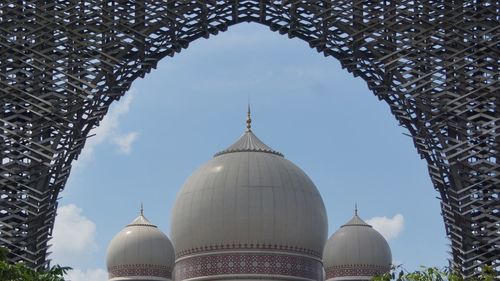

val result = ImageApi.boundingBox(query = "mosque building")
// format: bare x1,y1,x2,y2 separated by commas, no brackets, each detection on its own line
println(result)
106,109,392,281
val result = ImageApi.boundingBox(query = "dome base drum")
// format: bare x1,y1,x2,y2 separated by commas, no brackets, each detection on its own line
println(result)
174,251,323,281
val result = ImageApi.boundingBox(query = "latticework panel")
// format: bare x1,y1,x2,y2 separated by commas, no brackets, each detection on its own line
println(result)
0,1,498,277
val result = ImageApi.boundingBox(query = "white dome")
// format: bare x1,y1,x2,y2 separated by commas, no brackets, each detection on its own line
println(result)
106,211,175,281
170,127,328,281
323,212,392,281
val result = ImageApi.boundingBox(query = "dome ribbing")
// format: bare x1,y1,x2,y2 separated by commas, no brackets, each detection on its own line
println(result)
214,130,284,157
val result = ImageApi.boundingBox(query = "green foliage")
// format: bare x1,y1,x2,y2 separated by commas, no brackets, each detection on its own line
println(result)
373,265,497,281
0,248,8,262
0,247,71,281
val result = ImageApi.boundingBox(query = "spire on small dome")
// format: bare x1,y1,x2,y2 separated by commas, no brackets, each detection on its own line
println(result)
246,104,252,132
342,207,371,228
128,204,156,227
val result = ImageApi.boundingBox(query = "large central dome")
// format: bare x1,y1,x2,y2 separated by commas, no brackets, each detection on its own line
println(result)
170,111,328,281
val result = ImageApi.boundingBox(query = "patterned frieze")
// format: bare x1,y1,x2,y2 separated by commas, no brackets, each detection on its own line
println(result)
174,251,323,281
108,264,172,280
325,264,390,280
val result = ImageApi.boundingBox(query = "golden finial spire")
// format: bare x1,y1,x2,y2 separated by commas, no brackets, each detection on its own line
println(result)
355,203,358,216
246,104,252,132
140,203,144,216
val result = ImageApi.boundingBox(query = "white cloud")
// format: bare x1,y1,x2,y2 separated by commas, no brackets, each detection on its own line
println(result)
51,205,108,281
51,204,97,266
112,132,139,154
66,268,107,281
75,90,138,168
366,214,404,241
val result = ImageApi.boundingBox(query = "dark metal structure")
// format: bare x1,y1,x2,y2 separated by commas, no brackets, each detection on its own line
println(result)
0,0,498,277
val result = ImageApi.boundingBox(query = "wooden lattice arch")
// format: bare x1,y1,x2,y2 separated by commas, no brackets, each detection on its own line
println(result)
0,1,498,278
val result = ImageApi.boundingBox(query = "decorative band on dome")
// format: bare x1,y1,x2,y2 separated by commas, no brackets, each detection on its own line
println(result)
126,223,158,228
174,252,322,281
215,147,284,157
175,243,321,259
108,264,172,279
325,264,390,280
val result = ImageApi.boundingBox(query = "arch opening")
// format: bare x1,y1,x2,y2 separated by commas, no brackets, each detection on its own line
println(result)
55,23,448,273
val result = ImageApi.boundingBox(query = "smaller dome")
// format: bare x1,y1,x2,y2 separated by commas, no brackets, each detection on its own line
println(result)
106,208,175,281
323,209,392,281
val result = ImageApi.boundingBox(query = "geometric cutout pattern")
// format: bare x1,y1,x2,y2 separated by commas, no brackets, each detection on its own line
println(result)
0,1,498,278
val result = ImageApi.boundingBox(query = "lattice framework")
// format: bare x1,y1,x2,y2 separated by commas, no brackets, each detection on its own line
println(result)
0,1,498,278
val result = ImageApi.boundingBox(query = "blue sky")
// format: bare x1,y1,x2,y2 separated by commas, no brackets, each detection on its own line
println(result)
51,23,449,281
